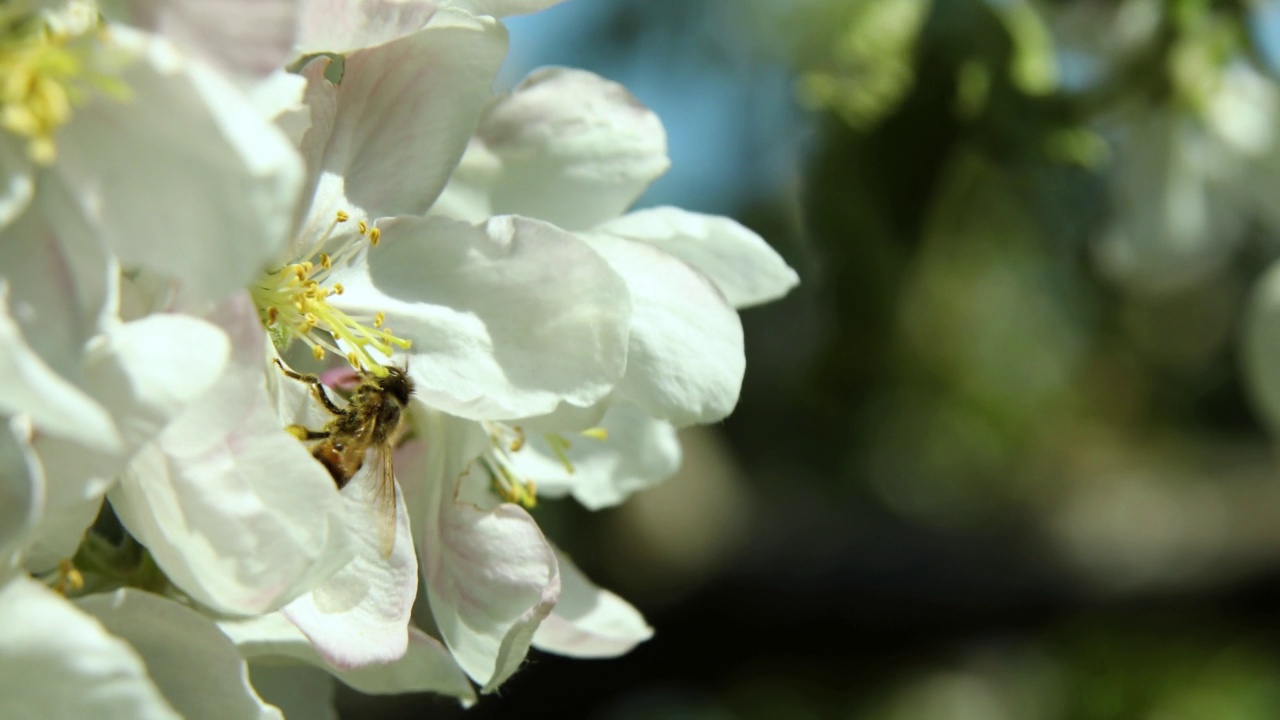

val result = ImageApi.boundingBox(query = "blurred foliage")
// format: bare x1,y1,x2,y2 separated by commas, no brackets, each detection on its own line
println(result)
347,1,1280,718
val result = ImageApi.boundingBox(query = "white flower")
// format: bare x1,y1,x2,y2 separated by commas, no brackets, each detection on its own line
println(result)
0,416,283,720
2,1,304,303
433,66,798,505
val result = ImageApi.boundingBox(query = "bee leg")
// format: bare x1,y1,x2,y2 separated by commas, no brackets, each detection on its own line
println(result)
285,424,330,441
273,359,344,416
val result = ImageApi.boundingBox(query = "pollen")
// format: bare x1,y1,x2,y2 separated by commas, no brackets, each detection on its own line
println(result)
0,8,129,164
483,422,540,509
250,209,412,376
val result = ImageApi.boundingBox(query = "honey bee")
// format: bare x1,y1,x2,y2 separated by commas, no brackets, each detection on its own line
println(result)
276,360,414,557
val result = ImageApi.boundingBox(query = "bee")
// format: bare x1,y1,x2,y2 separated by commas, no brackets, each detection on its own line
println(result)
276,359,414,557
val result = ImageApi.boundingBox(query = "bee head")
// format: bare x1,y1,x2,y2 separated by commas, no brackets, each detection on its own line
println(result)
380,365,415,406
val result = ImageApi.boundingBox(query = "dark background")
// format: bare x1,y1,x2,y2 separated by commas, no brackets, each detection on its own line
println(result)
347,1,1280,716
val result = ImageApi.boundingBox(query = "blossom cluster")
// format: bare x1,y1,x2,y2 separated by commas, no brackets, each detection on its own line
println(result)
0,0,798,715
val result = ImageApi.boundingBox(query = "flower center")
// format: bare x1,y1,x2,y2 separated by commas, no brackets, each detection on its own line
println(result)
0,4,127,164
479,423,609,508
251,210,411,376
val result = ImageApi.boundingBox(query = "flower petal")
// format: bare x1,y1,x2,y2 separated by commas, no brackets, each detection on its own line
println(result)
224,613,476,704
109,298,351,614
52,25,303,304
283,471,418,670
508,402,681,510
298,9,506,239
295,0,438,55
0,416,43,574
0,577,180,720
476,67,669,231
588,235,745,426
76,589,282,720
0,139,32,229
327,215,630,419
532,550,652,658
0,281,119,452
445,0,568,16
410,411,559,691
248,663,338,720
597,207,800,309
118,0,298,78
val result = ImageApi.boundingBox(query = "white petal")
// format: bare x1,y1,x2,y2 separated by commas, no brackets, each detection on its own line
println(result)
298,10,506,237
283,472,418,670
532,550,652,658
0,280,120,452
445,0,568,16
0,577,180,720
427,500,559,691
53,26,303,304
76,590,282,720
119,0,298,78
478,67,669,231
248,663,338,720
327,215,631,419
590,235,745,426
295,0,439,55
0,138,33,229
597,207,800,309
0,416,43,574
509,402,681,510
110,297,351,614
82,313,231,450
22,434,115,572
225,613,476,704
410,411,558,690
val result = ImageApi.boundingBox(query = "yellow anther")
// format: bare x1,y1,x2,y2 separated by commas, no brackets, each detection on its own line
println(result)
374,312,385,328
510,426,525,452
581,427,609,441
285,424,310,440
312,345,326,361
319,252,332,269
294,265,307,281
335,210,349,222
53,558,83,596
332,282,344,295
357,220,368,235
347,351,362,369
368,227,381,245
266,306,278,325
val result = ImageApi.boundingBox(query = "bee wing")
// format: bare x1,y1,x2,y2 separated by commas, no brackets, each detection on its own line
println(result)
372,443,399,559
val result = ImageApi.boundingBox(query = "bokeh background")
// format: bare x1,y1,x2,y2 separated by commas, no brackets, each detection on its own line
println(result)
349,0,1280,717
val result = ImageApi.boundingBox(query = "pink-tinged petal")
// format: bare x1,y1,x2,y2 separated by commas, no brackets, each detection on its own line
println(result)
478,67,669,231
532,550,652,658
121,0,297,78
296,0,439,55
589,235,745,427
508,402,681,510
597,207,800,309
52,26,303,304
0,416,43,574
283,473,418,670
109,297,351,615
298,10,506,237
225,613,476,704
427,501,560,691
327,215,631,419
76,590,282,720
409,407,559,690
0,577,181,720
